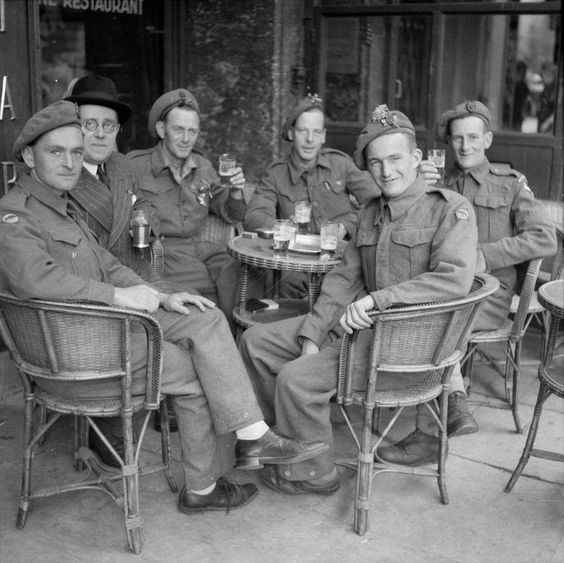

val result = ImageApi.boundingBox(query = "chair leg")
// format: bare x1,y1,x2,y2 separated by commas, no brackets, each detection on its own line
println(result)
17,395,35,529
354,405,375,536
437,392,449,505
508,341,523,434
461,345,476,396
505,381,551,492
159,399,178,493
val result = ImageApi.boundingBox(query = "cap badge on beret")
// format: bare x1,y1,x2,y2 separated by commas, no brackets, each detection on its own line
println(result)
307,93,323,106
466,101,477,112
371,104,399,128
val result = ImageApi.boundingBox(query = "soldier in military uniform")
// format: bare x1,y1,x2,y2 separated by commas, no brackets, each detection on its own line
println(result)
127,89,246,321
434,100,557,435
238,106,479,493
0,101,329,514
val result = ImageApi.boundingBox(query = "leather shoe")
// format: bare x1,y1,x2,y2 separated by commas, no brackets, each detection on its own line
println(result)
259,464,340,495
447,391,479,437
235,428,329,469
177,477,258,514
376,429,444,466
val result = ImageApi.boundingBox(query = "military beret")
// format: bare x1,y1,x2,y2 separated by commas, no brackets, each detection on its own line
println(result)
282,93,324,141
436,100,491,143
353,105,416,170
13,100,81,162
148,88,200,136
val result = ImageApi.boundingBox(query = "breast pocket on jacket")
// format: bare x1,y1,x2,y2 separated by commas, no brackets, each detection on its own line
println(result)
391,227,435,280
473,190,512,242
49,227,83,261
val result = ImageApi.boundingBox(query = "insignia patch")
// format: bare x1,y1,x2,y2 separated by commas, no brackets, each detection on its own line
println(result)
455,208,470,221
2,213,19,224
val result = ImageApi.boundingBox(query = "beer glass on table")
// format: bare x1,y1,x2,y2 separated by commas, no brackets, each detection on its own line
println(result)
294,200,312,234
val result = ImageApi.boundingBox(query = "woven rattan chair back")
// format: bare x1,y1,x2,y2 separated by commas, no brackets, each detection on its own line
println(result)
0,292,177,555
336,274,499,536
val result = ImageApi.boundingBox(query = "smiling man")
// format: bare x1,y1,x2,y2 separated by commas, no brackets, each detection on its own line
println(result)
437,100,556,433
238,106,478,491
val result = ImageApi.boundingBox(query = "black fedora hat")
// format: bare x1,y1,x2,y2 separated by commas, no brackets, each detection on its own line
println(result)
65,74,131,124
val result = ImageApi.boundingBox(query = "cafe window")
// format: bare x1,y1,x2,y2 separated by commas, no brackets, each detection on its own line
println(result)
319,15,431,127
440,13,561,135
39,0,164,152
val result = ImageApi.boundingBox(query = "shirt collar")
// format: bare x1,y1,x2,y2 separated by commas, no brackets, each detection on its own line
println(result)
449,157,490,186
381,174,428,222
83,162,98,177
19,173,70,217
152,142,197,182
287,149,330,184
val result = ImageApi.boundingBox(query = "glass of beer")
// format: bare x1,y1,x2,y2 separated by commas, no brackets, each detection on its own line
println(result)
428,149,446,182
272,219,294,258
130,209,151,248
219,153,237,187
320,220,339,260
294,200,312,234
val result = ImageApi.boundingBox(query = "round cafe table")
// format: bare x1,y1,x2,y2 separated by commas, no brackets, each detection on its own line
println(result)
227,234,342,331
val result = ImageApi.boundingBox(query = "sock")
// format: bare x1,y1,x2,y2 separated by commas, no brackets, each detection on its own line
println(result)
236,420,270,441
190,482,216,496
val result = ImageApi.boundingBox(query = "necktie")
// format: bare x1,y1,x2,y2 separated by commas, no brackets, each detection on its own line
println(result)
97,165,110,187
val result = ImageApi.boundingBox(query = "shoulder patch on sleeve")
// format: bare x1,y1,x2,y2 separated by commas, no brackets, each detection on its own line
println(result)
454,208,470,221
2,213,19,224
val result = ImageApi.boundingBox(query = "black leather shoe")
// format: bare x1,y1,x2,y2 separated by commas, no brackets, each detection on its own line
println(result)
177,477,258,514
235,428,329,469
447,391,479,437
376,429,444,466
259,464,340,495
88,431,124,469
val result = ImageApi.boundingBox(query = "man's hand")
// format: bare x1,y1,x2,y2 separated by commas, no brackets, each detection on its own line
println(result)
229,167,246,199
338,223,347,239
339,294,376,334
419,160,441,186
301,338,320,357
113,285,160,313
159,292,216,315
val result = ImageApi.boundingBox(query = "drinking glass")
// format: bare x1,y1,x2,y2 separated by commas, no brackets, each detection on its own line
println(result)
294,200,312,234
320,220,339,259
428,149,446,182
219,153,237,187
272,219,294,258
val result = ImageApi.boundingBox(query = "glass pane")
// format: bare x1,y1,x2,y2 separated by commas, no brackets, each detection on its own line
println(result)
441,13,561,135
320,15,431,126
39,0,164,152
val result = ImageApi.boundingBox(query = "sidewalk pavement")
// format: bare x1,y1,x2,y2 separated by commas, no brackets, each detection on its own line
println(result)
0,325,562,563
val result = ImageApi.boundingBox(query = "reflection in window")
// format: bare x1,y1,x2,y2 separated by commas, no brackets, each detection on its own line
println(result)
441,13,560,135
321,15,431,126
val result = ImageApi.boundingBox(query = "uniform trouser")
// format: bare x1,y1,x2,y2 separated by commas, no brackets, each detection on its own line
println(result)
76,306,263,490
239,315,439,482
162,238,240,325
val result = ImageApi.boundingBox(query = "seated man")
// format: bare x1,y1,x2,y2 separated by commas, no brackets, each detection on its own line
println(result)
238,105,478,493
435,100,556,430
0,101,328,514
127,89,246,320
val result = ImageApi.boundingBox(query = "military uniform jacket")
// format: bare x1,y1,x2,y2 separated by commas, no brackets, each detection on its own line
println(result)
244,148,380,237
127,143,246,240
70,152,170,292
444,158,556,294
0,174,145,303
298,175,478,346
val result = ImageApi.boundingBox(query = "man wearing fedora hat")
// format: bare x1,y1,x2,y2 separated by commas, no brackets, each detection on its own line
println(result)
433,100,556,436
0,100,330,514
127,88,246,320
238,105,478,491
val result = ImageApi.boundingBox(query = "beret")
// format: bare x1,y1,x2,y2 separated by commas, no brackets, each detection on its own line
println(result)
353,105,416,170
65,73,131,124
282,93,324,141
148,88,200,136
13,100,81,162
436,100,491,143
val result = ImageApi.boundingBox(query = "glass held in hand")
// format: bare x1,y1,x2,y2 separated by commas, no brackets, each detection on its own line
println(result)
219,153,237,187
272,219,294,258
320,220,339,260
294,200,313,234
130,209,151,248
428,149,446,182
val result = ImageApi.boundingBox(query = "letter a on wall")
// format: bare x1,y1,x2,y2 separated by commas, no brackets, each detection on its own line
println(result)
0,76,17,121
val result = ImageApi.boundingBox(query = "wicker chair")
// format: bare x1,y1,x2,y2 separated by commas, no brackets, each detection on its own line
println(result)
508,227,564,359
461,259,542,433
336,274,499,536
0,292,178,555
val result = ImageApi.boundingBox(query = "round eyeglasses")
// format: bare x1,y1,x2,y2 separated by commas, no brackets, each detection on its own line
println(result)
82,119,120,134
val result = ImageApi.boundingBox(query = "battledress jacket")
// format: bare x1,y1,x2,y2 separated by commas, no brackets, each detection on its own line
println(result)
244,148,380,237
298,175,478,346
